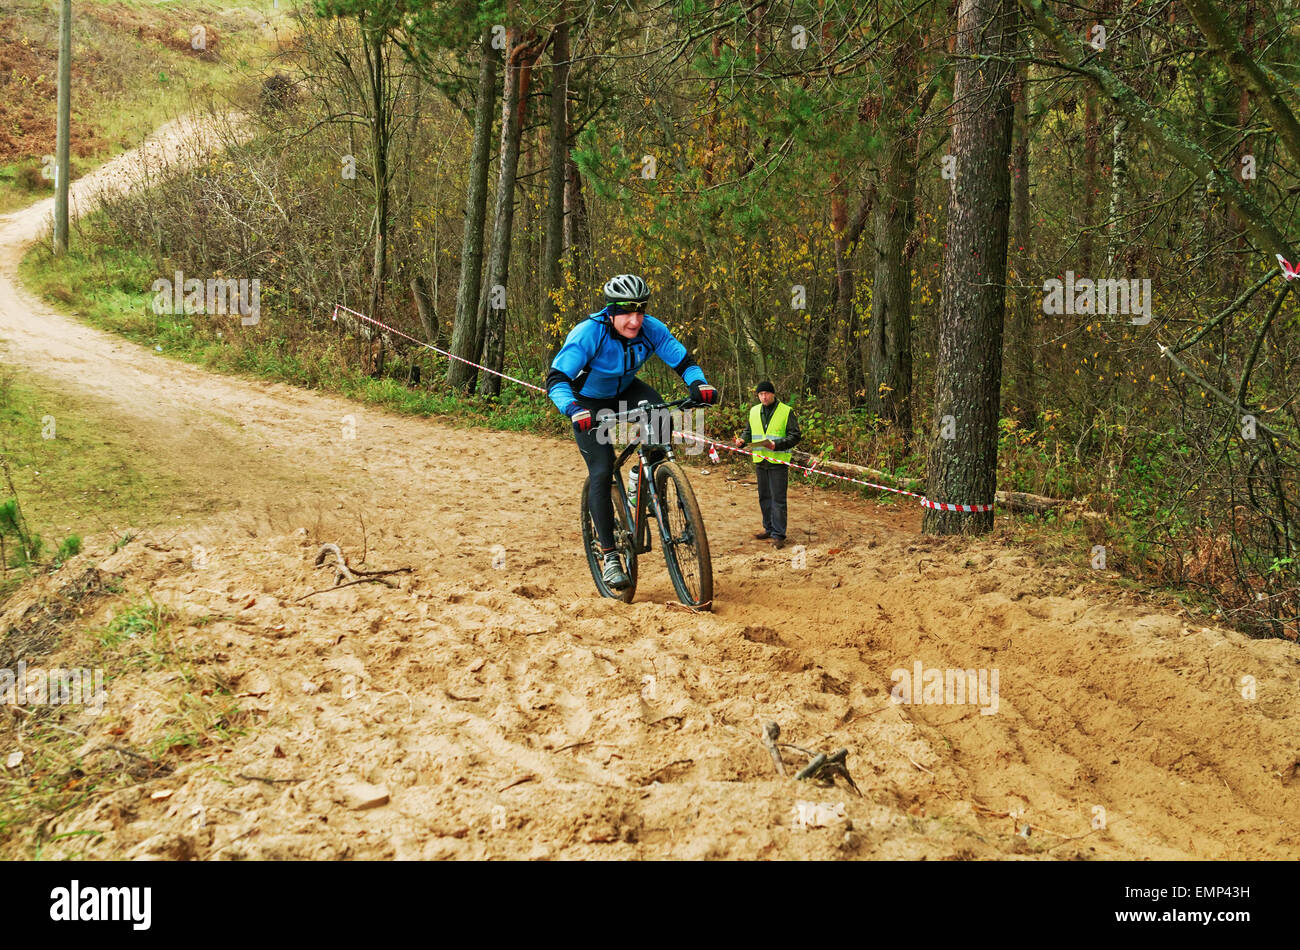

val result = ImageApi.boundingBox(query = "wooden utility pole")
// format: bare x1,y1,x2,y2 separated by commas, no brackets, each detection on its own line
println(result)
54,0,71,253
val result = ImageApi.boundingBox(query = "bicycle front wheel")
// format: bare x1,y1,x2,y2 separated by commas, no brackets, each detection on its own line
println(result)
581,475,638,602
653,461,713,608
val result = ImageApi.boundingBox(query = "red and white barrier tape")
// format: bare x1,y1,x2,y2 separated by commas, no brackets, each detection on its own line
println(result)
670,430,994,512
332,303,994,513
334,303,548,394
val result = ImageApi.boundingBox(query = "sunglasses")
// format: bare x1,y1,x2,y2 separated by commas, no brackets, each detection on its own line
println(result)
608,301,646,314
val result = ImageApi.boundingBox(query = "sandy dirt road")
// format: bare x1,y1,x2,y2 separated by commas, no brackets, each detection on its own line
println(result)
1,119,1298,860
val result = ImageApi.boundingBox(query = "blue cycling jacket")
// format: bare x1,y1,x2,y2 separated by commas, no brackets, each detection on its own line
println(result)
546,308,706,414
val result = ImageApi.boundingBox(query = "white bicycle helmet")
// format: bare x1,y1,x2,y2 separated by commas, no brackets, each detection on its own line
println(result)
603,273,650,304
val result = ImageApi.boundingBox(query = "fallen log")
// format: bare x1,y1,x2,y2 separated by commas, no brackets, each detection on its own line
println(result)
995,490,1093,515
797,454,922,489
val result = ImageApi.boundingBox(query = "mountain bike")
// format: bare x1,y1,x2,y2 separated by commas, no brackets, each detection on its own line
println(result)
580,397,713,608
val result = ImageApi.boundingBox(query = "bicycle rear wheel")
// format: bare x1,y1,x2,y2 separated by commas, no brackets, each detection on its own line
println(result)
653,461,713,608
581,475,638,602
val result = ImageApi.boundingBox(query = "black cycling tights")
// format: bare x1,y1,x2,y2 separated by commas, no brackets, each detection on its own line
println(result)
574,378,671,551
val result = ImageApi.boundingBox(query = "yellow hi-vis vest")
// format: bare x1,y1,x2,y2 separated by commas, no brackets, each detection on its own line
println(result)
749,402,792,464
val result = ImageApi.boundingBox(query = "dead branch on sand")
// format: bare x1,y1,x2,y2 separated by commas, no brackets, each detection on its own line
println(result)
296,543,412,601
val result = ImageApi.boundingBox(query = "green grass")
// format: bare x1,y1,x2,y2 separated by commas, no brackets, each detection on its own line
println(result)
95,599,167,649
0,369,186,574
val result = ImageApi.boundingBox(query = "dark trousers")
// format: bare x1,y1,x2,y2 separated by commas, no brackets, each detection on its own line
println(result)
574,378,667,551
756,462,788,540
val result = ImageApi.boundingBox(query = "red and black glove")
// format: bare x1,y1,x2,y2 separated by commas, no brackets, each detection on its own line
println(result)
566,402,593,433
687,381,718,407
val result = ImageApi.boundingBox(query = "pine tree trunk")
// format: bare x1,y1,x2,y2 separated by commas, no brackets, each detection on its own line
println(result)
482,28,541,398
563,148,588,298
1081,91,1098,275
837,229,862,405
1103,0,1129,272
802,17,841,399
542,11,570,354
1104,118,1128,269
1228,0,1256,290
802,293,833,397
1007,49,1037,429
447,26,497,391
807,177,849,399
866,146,915,435
354,15,392,364
923,0,1017,536
702,34,723,187
411,274,439,346
866,48,919,437
1076,12,1102,453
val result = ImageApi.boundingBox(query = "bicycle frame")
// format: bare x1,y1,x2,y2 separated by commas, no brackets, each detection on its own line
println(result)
606,399,692,555
615,442,668,554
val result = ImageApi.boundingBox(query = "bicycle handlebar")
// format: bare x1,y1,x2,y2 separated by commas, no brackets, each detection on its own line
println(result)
601,396,704,421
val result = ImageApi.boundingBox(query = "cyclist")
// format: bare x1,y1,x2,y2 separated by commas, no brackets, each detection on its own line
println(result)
547,274,718,591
